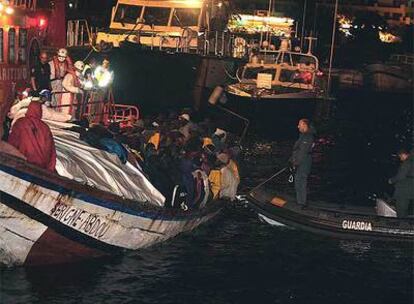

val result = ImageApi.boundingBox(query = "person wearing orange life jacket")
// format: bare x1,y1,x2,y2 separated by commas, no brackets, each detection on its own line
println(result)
49,48,73,107
61,61,85,117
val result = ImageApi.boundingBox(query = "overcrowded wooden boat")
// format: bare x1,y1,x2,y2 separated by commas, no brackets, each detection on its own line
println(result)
0,150,224,266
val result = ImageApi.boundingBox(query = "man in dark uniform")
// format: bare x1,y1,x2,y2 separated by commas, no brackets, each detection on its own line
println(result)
388,149,414,217
30,51,51,94
290,119,315,207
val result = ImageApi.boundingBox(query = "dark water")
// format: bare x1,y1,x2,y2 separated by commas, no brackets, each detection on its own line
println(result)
1,91,413,303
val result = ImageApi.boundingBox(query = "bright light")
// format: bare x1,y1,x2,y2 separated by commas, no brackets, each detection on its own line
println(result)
170,0,202,7
217,2,223,8
93,66,114,88
228,14,294,36
0,3,3,11
38,17,47,28
5,7,14,15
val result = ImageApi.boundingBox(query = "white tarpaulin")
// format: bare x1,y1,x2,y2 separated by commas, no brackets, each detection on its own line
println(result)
47,122,165,206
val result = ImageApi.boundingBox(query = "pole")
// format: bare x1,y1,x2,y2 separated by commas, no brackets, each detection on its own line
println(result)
300,0,307,51
268,0,272,16
250,167,288,193
327,0,339,98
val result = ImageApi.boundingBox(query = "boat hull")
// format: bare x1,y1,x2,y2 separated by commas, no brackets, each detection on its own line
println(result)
225,92,326,136
0,153,223,266
247,189,414,242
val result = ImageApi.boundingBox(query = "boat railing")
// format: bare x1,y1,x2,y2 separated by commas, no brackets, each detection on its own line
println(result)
67,19,99,48
390,54,414,65
10,0,36,10
52,90,140,127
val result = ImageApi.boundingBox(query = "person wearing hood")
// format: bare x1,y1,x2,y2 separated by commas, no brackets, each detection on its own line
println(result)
49,48,73,107
8,100,56,172
290,119,315,207
388,149,414,217
61,60,85,117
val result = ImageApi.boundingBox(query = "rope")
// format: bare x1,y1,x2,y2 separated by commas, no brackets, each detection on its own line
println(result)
250,167,287,193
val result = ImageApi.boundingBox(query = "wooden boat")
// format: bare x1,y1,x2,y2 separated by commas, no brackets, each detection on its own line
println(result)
0,152,224,266
247,187,414,242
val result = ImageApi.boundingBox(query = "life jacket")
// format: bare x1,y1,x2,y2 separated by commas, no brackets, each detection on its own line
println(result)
148,132,160,150
51,56,73,81
202,137,213,148
208,169,221,199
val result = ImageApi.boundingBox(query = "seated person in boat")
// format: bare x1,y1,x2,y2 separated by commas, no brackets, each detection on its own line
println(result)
388,149,414,217
8,100,57,172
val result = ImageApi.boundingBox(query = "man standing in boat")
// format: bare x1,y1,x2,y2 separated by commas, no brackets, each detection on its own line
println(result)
290,119,315,208
388,149,414,217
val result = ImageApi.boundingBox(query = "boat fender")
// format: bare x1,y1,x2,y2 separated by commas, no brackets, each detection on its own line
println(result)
270,196,287,207
208,86,224,105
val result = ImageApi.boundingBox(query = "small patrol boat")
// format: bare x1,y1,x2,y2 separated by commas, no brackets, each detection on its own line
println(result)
247,187,414,242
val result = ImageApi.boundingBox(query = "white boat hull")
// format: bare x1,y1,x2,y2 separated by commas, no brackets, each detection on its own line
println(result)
0,153,222,266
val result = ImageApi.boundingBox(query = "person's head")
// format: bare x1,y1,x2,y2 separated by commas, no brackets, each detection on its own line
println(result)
39,51,48,64
38,89,51,103
397,149,410,162
298,118,310,133
179,113,190,122
102,58,110,69
74,60,85,72
57,48,68,62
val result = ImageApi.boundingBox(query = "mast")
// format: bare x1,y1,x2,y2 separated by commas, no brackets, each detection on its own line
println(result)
327,0,339,98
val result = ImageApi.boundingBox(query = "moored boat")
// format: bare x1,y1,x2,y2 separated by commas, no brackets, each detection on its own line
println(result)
224,38,328,133
247,187,414,242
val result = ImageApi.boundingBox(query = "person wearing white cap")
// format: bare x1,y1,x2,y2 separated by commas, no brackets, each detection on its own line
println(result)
61,60,85,117
49,48,73,107
178,113,196,141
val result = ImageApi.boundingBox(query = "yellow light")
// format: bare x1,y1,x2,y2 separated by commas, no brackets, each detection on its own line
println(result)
170,0,201,7
0,3,3,11
5,7,14,15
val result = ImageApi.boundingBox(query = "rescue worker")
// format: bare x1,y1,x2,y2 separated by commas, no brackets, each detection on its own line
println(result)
61,60,85,118
30,51,51,93
290,118,315,207
49,48,73,107
90,58,113,123
388,149,414,217
8,100,56,172
93,58,113,88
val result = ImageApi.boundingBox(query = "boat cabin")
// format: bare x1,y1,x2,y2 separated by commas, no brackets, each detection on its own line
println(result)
240,49,320,90
96,0,207,49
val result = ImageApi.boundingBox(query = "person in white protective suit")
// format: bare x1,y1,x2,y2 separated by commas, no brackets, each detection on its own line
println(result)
49,48,73,107
61,60,85,118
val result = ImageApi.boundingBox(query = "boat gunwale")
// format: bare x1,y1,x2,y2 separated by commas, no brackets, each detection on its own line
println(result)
247,193,414,241
0,151,224,220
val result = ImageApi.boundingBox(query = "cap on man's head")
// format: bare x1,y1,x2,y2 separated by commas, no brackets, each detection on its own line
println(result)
179,114,190,121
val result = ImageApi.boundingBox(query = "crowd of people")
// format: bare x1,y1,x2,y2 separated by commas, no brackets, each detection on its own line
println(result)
77,111,241,209
3,47,241,210
30,48,113,120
